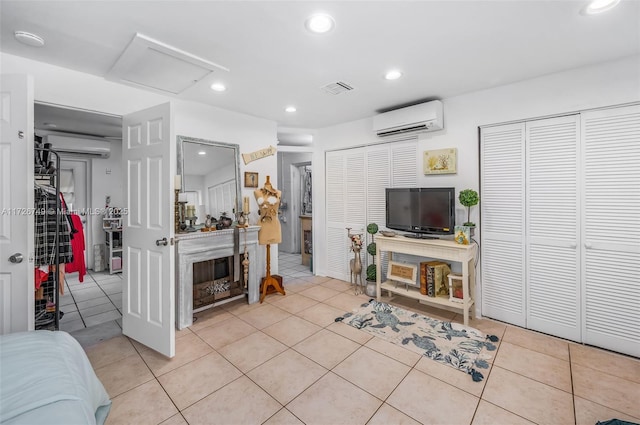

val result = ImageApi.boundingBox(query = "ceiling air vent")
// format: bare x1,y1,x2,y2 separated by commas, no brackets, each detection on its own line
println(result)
321,81,354,95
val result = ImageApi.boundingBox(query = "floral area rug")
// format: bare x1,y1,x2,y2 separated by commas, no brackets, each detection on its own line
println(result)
335,300,499,382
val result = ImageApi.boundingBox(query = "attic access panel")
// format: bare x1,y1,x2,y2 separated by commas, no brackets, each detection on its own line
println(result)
107,33,229,95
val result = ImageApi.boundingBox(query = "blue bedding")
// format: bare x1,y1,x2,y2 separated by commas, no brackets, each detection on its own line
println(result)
0,330,111,425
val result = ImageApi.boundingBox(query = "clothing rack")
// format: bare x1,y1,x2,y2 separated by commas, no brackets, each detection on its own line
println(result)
34,146,62,330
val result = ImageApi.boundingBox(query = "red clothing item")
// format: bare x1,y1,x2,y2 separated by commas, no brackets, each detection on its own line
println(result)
65,214,86,282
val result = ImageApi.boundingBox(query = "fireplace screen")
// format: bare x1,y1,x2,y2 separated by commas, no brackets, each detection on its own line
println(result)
192,256,244,309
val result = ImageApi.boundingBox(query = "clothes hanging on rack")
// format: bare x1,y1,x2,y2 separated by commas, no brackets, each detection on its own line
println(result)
34,186,73,267
65,213,86,282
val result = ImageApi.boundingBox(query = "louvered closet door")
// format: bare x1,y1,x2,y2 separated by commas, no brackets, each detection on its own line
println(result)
366,147,390,273
325,149,367,282
582,105,640,357
480,123,526,326
391,143,418,188
326,150,349,281
526,115,580,341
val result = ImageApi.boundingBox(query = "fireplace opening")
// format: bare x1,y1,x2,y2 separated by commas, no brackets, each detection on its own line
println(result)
192,256,245,310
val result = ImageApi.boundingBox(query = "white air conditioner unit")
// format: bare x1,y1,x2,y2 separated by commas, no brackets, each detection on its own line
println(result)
373,100,444,137
43,134,111,158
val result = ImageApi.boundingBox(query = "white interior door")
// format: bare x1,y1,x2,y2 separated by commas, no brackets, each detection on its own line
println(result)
525,115,580,341
0,75,34,333
480,123,527,327
581,104,640,357
122,102,175,358
325,150,350,282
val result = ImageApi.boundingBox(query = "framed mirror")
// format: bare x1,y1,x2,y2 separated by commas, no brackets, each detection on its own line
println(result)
177,135,241,227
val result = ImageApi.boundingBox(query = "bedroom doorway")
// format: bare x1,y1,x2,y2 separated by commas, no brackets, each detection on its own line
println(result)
276,150,314,280
35,102,125,342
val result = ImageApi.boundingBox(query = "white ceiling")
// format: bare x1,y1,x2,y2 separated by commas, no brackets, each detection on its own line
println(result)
1,0,639,135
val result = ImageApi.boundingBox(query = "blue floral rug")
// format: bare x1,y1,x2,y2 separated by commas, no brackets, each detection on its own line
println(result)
335,300,499,382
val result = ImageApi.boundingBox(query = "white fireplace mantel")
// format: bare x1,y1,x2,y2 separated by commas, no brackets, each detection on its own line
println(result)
175,226,261,329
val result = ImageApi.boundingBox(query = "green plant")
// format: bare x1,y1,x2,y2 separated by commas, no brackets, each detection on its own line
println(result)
458,189,479,227
365,223,378,281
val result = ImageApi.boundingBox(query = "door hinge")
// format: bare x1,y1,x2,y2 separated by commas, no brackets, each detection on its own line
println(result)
170,237,175,246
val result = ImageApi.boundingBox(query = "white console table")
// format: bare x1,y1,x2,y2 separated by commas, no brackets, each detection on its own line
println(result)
375,235,477,325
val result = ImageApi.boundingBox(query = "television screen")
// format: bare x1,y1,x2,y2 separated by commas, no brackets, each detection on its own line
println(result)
386,187,455,236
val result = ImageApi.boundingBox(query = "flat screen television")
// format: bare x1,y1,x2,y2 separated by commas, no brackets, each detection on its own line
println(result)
385,187,455,238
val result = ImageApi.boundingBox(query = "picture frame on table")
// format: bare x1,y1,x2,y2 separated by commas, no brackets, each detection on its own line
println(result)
388,261,418,289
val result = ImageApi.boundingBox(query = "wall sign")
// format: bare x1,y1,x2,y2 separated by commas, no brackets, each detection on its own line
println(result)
242,145,277,165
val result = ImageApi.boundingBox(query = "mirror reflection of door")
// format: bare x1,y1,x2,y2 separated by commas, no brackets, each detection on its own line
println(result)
180,139,239,226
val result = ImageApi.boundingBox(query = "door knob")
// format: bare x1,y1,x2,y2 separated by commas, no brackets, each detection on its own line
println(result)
156,238,168,246
9,253,24,263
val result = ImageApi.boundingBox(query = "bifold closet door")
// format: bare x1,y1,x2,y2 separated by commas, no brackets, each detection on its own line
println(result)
581,104,640,357
526,115,580,341
325,142,418,282
325,149,366,282
480,123,527,327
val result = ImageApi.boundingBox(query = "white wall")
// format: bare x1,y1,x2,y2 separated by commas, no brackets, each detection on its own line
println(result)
313,55,640,285
2,52,280,272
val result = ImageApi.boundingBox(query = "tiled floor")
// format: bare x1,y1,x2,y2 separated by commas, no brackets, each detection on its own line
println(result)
278,251,313,280
80,271,640,425
61,252,309,335
60,269,123,333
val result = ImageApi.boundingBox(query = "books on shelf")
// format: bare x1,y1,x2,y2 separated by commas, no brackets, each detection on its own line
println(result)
420,261,451,297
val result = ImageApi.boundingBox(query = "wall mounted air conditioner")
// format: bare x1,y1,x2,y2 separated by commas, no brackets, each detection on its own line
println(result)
43,134,111,158
373,100,444,137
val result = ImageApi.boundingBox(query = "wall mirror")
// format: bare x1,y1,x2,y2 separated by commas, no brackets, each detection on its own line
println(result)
177,135,241,227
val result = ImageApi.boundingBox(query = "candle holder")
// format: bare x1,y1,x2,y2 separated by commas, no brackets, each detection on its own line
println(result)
236,211,249,227
177,201,188,232
174,190,180,234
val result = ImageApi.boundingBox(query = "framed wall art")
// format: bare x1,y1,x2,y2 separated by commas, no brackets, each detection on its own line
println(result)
423,148,457,175
244,171,259,188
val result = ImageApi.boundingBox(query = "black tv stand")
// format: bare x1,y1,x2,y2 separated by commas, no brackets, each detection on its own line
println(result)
404,234,438,240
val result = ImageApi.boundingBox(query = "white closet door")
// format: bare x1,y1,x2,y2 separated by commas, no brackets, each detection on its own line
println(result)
325,150,350,281
526,115,580,340
391,142,418,188
582,105,640,357
480,123,527,326
366,147,391,274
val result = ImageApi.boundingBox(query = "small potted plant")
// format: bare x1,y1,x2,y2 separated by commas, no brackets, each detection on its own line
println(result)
458,189,479,235
365,222,379,297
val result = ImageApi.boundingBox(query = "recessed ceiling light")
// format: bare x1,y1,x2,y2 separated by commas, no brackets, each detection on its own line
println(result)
14,31,45,47
210,82,226,92
305,13,335,33
385,70,403,80
285,106,297,113
198,150,206,155
582,0,620,14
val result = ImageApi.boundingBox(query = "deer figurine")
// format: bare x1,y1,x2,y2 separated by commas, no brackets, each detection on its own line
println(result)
346,228,364,295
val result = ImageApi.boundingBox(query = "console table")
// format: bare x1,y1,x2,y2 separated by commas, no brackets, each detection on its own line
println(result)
375,235,477,325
